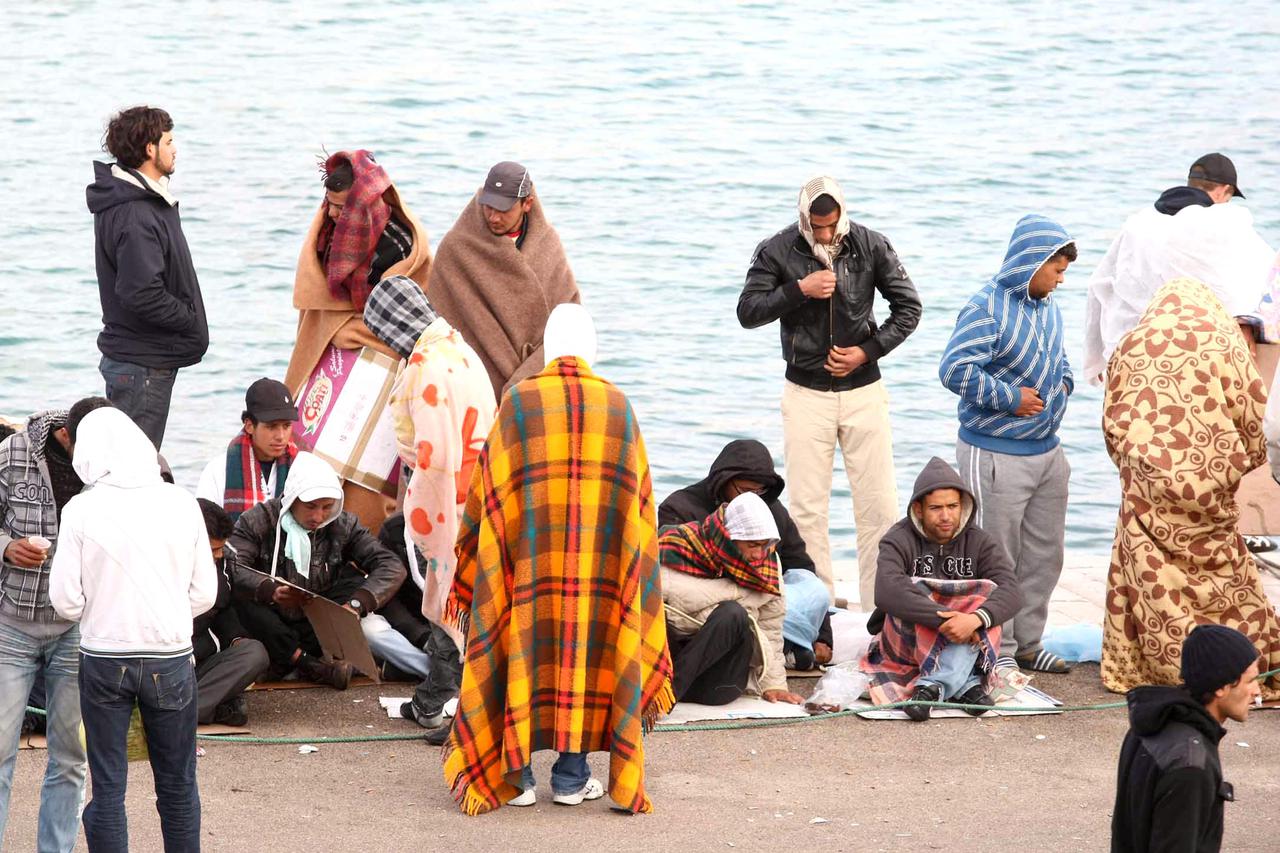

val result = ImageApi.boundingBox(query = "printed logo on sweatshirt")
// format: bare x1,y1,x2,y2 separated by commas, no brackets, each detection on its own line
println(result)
913,554,975,578
12,481,53,504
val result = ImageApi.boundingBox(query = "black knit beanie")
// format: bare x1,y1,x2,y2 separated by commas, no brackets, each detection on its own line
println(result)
1181,624,1259,698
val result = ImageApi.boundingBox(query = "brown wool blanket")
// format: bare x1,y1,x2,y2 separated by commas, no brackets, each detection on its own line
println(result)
426,190,580,398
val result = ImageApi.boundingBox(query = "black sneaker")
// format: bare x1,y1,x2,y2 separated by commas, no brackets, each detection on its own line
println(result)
400,701,444,730
212,696,249,727
905,683,940,722
424,719,453,746
954,684,994,717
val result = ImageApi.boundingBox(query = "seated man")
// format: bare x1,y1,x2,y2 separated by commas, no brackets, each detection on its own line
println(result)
228,451,405,689
196,378,299,520
659,492,804,707
659,438,833,670
194,499,270,725
861,457,1023,720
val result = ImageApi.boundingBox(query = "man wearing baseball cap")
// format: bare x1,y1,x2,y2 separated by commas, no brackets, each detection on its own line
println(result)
1187,152,1245,203
427,161,581,397
1111,624,1262,853
196,377,300,521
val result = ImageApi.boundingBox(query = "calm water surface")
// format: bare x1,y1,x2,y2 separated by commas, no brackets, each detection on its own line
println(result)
4,2,1280,561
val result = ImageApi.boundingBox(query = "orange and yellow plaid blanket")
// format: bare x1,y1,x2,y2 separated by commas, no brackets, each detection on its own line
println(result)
442,356,674,815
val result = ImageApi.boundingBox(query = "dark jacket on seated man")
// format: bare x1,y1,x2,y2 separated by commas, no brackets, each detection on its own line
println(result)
658,438,832,649
869,457,1022,635
375,512,433,649
193,555,256,663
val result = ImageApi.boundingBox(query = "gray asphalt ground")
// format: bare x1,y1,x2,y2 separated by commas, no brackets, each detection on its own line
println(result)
6,664,1277,852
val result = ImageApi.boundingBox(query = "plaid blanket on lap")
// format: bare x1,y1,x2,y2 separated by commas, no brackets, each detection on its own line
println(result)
442,356,674,815
860,577,1002,705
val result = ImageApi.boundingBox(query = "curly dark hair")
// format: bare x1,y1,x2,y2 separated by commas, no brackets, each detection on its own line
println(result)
102,106,173,169
1050,242,1079,263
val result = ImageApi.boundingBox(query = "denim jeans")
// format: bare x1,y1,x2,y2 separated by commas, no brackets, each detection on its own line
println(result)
79,654,200,852
917,641,982,701
518,752,590,795
99,354,178,450
361,614,431,679
0,620,85,853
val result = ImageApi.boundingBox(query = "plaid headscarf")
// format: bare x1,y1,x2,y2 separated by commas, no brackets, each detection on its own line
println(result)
316,150,392,311
442,356,674,815
659,498,781,596
363,274,440,359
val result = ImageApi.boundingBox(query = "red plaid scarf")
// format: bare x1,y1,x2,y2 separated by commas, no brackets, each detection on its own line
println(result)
316,150,391,310
859,577,1002,705
222,432,297,522
658,505,780,596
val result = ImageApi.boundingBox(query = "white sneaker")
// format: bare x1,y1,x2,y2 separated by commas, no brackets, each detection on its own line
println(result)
509,788,537,807
553,777,605,806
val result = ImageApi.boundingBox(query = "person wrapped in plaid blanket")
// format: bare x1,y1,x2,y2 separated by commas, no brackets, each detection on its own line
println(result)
861,457,1023,720
442,304,674,814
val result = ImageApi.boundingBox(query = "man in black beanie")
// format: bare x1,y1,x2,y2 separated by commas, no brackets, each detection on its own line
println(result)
1111,624,1262,853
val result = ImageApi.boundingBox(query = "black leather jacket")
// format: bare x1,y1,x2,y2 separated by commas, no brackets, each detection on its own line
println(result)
227,499,406,615
738,221,921,391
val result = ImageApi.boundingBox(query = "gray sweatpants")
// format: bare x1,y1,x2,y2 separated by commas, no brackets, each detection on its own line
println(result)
956,439,1069,658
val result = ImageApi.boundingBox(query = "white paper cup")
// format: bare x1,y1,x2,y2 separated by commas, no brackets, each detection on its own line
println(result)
29,536,51,553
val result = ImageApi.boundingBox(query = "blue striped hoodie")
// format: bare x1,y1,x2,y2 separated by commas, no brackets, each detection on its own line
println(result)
939,215,1075,456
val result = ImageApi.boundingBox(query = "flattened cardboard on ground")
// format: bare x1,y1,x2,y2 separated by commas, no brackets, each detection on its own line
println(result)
239,567,380,683
19,723,252,750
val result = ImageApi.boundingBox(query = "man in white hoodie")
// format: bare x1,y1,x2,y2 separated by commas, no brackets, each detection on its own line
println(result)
49,406,217,853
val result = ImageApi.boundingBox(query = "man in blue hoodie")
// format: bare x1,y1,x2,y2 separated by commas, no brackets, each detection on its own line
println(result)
87,106,208,450
939,215,1077,674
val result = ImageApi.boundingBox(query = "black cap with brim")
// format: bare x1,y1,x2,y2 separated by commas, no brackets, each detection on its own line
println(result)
246,377,300,423
1189,152,1245,198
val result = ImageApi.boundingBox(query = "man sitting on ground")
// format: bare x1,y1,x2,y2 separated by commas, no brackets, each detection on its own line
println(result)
193,499,270,726
1112,625,1261,853
861,457,1022,721
196,378,299,520
228,452,405,689
659,438,833,670
660,492,804,707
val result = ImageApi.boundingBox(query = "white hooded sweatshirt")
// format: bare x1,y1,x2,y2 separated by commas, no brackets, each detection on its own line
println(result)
49,408,217,657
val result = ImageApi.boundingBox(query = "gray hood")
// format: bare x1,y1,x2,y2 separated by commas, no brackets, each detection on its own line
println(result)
907,456,974,539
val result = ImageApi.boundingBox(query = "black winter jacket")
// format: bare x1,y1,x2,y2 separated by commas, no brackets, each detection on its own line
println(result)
87,161,208,368
738,221,921,391
191,555,251,664
1111,686,1231,853
869,457,1021,635
227,500,405,616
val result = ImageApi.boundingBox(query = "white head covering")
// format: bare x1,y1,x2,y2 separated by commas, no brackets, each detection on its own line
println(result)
543,302,598,366
71,407,162,489
797,176,851,270
723,493,780,543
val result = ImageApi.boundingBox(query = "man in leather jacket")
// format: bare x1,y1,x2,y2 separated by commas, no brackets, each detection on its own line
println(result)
737,176,921,609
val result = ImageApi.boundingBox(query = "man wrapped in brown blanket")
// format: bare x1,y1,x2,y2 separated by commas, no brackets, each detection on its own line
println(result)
284,150,431,532
426,162,580,398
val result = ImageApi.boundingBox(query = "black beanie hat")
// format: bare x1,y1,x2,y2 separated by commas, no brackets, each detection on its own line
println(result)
1181,625,1259,698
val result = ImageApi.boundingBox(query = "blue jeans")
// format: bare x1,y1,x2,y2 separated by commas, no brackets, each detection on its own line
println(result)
917,642,982,701
361,614,431,679
0,620,85,853
99,354,178,450
518,752,590,795
79,654,200,853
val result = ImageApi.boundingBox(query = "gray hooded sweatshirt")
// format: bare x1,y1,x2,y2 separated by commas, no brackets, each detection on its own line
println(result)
870,457,1022,634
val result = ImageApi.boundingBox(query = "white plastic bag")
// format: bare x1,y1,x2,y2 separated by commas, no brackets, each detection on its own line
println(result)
805,662,871,711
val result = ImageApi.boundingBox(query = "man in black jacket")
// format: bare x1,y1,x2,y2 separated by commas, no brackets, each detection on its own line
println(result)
658,438,833,669
1112,625,1261,853
738,176,921,610
87,106,208,449
194,500,269,726
228,452,406,690
868,457,1021,720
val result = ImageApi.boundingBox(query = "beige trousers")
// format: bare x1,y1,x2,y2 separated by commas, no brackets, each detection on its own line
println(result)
781,380,900,608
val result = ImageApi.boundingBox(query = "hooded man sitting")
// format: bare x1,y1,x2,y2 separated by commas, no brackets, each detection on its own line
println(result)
660,492,805,707
426,161,581,398
658,438,833,670
861,457,1023,720
228,451,405,689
